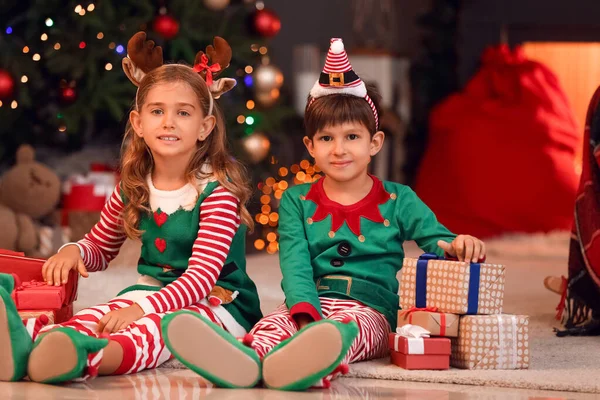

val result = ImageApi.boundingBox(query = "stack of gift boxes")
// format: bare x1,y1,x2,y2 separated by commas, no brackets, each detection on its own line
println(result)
389,253,530,370
62,163,118,241
0,250,78,324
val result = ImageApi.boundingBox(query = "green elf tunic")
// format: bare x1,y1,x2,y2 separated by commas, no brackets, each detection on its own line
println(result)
117,178,262,334
279,175,456,328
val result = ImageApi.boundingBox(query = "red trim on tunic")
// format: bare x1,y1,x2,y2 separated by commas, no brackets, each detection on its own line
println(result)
290,302,322,322
305,175,391,236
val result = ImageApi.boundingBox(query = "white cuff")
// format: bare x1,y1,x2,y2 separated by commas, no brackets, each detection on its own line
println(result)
136,297,156,315
58,242,85,260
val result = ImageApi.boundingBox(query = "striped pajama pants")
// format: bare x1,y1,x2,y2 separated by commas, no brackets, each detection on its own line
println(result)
23,297,223,375
249,297,390,369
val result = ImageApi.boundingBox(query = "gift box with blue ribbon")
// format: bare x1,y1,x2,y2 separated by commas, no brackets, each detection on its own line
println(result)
399,253,505,315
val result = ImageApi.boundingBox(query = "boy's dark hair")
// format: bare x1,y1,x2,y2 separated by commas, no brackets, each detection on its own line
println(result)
304,83,382,139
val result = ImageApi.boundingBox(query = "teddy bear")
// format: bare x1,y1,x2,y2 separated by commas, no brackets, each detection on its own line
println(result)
208,286,239,306
0,145,61,256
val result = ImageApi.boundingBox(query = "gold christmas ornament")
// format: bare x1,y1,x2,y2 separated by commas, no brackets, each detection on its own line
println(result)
255,88,280,107
254,64,284,92
203,0,230,11
242,132,270,163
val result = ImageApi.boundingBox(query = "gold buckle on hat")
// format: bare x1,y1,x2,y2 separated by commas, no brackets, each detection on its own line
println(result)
329,72,344,86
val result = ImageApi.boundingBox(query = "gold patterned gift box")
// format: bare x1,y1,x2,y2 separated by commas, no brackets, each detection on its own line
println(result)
400,253,505,315
397,308,460,337
18,310,55,324
451,315,530,370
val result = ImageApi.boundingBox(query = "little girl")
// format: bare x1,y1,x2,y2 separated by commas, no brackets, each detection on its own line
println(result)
0,31,262,383
161,38,486,391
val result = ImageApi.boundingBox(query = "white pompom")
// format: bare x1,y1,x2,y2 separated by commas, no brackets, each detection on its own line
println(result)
330,39,344,54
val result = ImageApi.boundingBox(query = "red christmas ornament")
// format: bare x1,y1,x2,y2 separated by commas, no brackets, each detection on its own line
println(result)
153,14,180,40
252,9,281,38
0,69,15,100
60,87,77,104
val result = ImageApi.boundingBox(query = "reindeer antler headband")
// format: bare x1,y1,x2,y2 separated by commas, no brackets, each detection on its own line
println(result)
122,32,236,115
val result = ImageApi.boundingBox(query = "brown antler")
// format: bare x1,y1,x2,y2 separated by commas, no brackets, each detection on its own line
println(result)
127,32,163,73
122,32,164,86
194,36,232,80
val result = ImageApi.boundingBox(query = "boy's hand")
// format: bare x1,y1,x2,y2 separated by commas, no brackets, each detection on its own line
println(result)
437,235,486,263
41,244,89,286
97,304,145,333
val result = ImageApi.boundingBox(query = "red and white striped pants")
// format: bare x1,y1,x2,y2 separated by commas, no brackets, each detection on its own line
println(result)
24,297,223,375
249,297,390,363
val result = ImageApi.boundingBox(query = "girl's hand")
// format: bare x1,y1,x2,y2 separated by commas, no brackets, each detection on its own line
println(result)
97,304,145,333
437,235,486,263
41,245,89,286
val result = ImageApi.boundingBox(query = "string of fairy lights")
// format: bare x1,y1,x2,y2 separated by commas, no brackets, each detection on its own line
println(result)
254,160,322,254
234,44,285,164
1,3,126,118
2,1,283,133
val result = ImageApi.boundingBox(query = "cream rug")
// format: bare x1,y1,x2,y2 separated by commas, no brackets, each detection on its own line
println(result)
75,231,600,393
348,232,600,394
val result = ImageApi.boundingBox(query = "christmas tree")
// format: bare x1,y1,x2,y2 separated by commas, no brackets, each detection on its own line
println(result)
0,0,296,170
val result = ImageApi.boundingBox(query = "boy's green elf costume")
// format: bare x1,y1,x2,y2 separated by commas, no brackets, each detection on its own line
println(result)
162,37,456,391
279,175,456,330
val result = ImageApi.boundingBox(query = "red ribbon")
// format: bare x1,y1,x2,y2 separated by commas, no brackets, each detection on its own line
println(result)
399,307,439,323
15,280,46,291
439,313,447,336
192,54,221,86
399,306,447,336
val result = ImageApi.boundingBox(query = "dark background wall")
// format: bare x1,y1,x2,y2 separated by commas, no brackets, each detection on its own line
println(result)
268,0,600,88
264,0,600,184
268,0,429,84
459,0,600,85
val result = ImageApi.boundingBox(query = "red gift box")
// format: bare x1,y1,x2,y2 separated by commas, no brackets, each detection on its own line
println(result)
61,167,118,238
62,165,118,213
62,184,108,212
390,351,450,370
11,280,66,310
0,250,77,323
389,332,451,370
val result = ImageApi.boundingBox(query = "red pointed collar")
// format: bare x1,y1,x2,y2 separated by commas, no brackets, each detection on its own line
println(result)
305,175,392,236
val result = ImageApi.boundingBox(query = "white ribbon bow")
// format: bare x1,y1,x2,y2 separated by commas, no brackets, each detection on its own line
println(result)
395,324,431,354
396,324,431,338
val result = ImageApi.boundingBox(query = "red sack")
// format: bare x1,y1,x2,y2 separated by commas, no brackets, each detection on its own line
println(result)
415,45,580,237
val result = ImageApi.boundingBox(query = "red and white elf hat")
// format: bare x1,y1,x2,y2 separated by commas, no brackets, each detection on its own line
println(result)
308,38,379,129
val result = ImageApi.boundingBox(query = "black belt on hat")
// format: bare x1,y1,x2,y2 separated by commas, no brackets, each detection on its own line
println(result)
319,70,359,86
